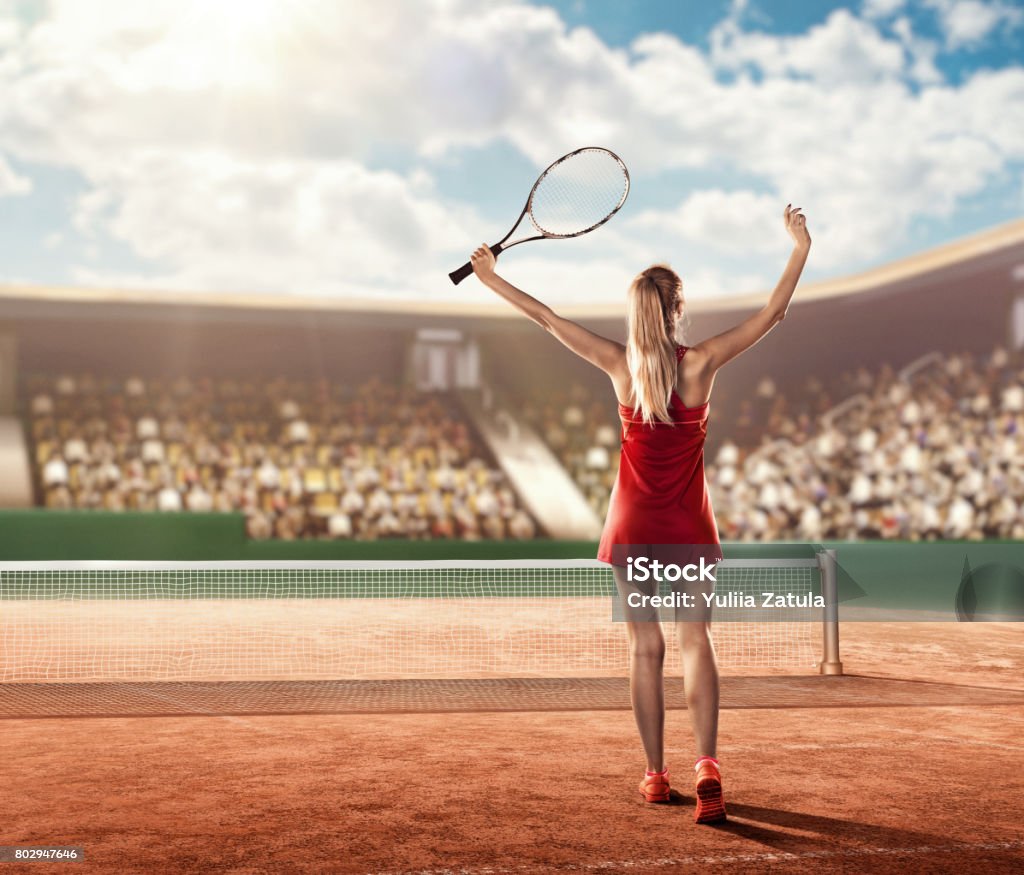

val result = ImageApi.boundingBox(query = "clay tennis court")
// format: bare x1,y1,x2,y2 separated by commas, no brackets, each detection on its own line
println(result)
2,619,1022,874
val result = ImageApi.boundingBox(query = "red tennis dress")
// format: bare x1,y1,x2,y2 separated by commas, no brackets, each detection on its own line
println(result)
597,345,722,568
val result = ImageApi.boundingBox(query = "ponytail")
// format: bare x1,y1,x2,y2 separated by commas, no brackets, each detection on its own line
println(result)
626,265,683,426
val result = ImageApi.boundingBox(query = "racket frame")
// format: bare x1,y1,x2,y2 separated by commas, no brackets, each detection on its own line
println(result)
448,146,629,285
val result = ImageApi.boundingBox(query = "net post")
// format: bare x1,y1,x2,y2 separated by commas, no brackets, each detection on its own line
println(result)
818,549,843,676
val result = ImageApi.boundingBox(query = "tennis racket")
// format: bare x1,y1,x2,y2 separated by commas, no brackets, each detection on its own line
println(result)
449,146,630,285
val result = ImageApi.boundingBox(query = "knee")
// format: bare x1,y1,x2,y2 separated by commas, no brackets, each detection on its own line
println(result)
630,632,666,664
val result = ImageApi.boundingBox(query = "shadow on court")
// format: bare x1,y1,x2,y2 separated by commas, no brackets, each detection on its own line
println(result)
644,789,953,852
707,801,943,850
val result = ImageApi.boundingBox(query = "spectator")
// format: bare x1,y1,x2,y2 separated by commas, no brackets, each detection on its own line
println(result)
186,484,214,512
42,452,69,488
257,457,280,490
327,510,353,539
157,484,183,512
64,436,88,464
137,415,160,440
31,393,53,416
509,509,536,539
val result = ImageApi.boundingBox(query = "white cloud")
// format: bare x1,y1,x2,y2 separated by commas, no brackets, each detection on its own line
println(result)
0,0,1020,304
70,150,479,296
630,189,785,258
890,16,942,85
0,155,31,196
924,0,1024,49
862,0,906,19
679,265,769,302
710,9,906,85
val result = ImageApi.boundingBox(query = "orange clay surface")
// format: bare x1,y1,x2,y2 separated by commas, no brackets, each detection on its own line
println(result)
1,622,1023,874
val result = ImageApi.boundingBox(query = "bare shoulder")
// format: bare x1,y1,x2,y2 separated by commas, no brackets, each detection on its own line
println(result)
680,343,713,376
677,342,715,407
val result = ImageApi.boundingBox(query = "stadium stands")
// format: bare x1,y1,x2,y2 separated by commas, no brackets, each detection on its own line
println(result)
18,345,1024,543
21,374,537,541
523,347,1024,541
714,347,1024,541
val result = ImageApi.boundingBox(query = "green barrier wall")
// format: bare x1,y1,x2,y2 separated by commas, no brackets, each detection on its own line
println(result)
0,510,596,561
0,511,246,560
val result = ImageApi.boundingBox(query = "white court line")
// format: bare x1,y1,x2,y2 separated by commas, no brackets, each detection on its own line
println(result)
368,840,1024,875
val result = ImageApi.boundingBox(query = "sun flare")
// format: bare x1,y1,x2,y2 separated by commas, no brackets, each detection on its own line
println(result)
167,0,299,89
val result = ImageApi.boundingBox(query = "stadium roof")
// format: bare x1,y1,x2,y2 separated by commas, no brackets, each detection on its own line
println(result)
2,217,1023,325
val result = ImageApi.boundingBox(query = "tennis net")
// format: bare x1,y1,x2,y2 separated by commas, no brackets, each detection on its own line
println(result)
0,556,841,683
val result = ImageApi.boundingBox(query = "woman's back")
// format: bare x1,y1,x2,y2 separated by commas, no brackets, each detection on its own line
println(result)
597,345,720,566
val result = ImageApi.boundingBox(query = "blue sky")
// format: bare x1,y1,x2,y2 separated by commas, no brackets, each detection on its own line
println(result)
551,0,1023,76
0,0,1021,305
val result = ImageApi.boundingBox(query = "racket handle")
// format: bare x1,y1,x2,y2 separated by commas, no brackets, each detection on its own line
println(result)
448,243,504,285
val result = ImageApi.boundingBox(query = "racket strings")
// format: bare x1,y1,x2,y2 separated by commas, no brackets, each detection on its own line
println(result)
529,149,629,238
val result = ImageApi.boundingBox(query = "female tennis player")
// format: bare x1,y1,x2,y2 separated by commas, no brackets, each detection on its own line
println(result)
470,204,811,823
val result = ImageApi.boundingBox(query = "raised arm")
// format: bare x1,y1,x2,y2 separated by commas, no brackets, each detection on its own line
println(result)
469,244,625,376
692,204,811,373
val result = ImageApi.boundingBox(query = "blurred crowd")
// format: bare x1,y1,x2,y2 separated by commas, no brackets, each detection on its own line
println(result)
24,375,537,541
523,348,1024,541
23,346,1024,543
520,386,621,519
519,372,840,520
713,348,1024,540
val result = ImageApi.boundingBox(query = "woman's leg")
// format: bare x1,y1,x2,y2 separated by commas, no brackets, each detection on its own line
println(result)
676,619,720,758
613,566,666,772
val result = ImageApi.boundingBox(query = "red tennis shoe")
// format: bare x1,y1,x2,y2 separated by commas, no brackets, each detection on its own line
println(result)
638,767,671,803
694,757,726,823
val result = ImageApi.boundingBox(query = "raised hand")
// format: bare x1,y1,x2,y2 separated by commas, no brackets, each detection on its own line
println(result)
784,204,811,249
470,244,497,279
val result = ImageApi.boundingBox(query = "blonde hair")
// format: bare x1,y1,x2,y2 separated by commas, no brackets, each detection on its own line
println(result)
626,264,684,426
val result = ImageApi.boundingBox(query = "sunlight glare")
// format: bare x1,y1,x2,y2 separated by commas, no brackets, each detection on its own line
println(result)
173,0,296,89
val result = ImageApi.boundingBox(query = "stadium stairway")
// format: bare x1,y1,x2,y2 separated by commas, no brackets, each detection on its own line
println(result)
0,417,33,507
459,390,603,540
